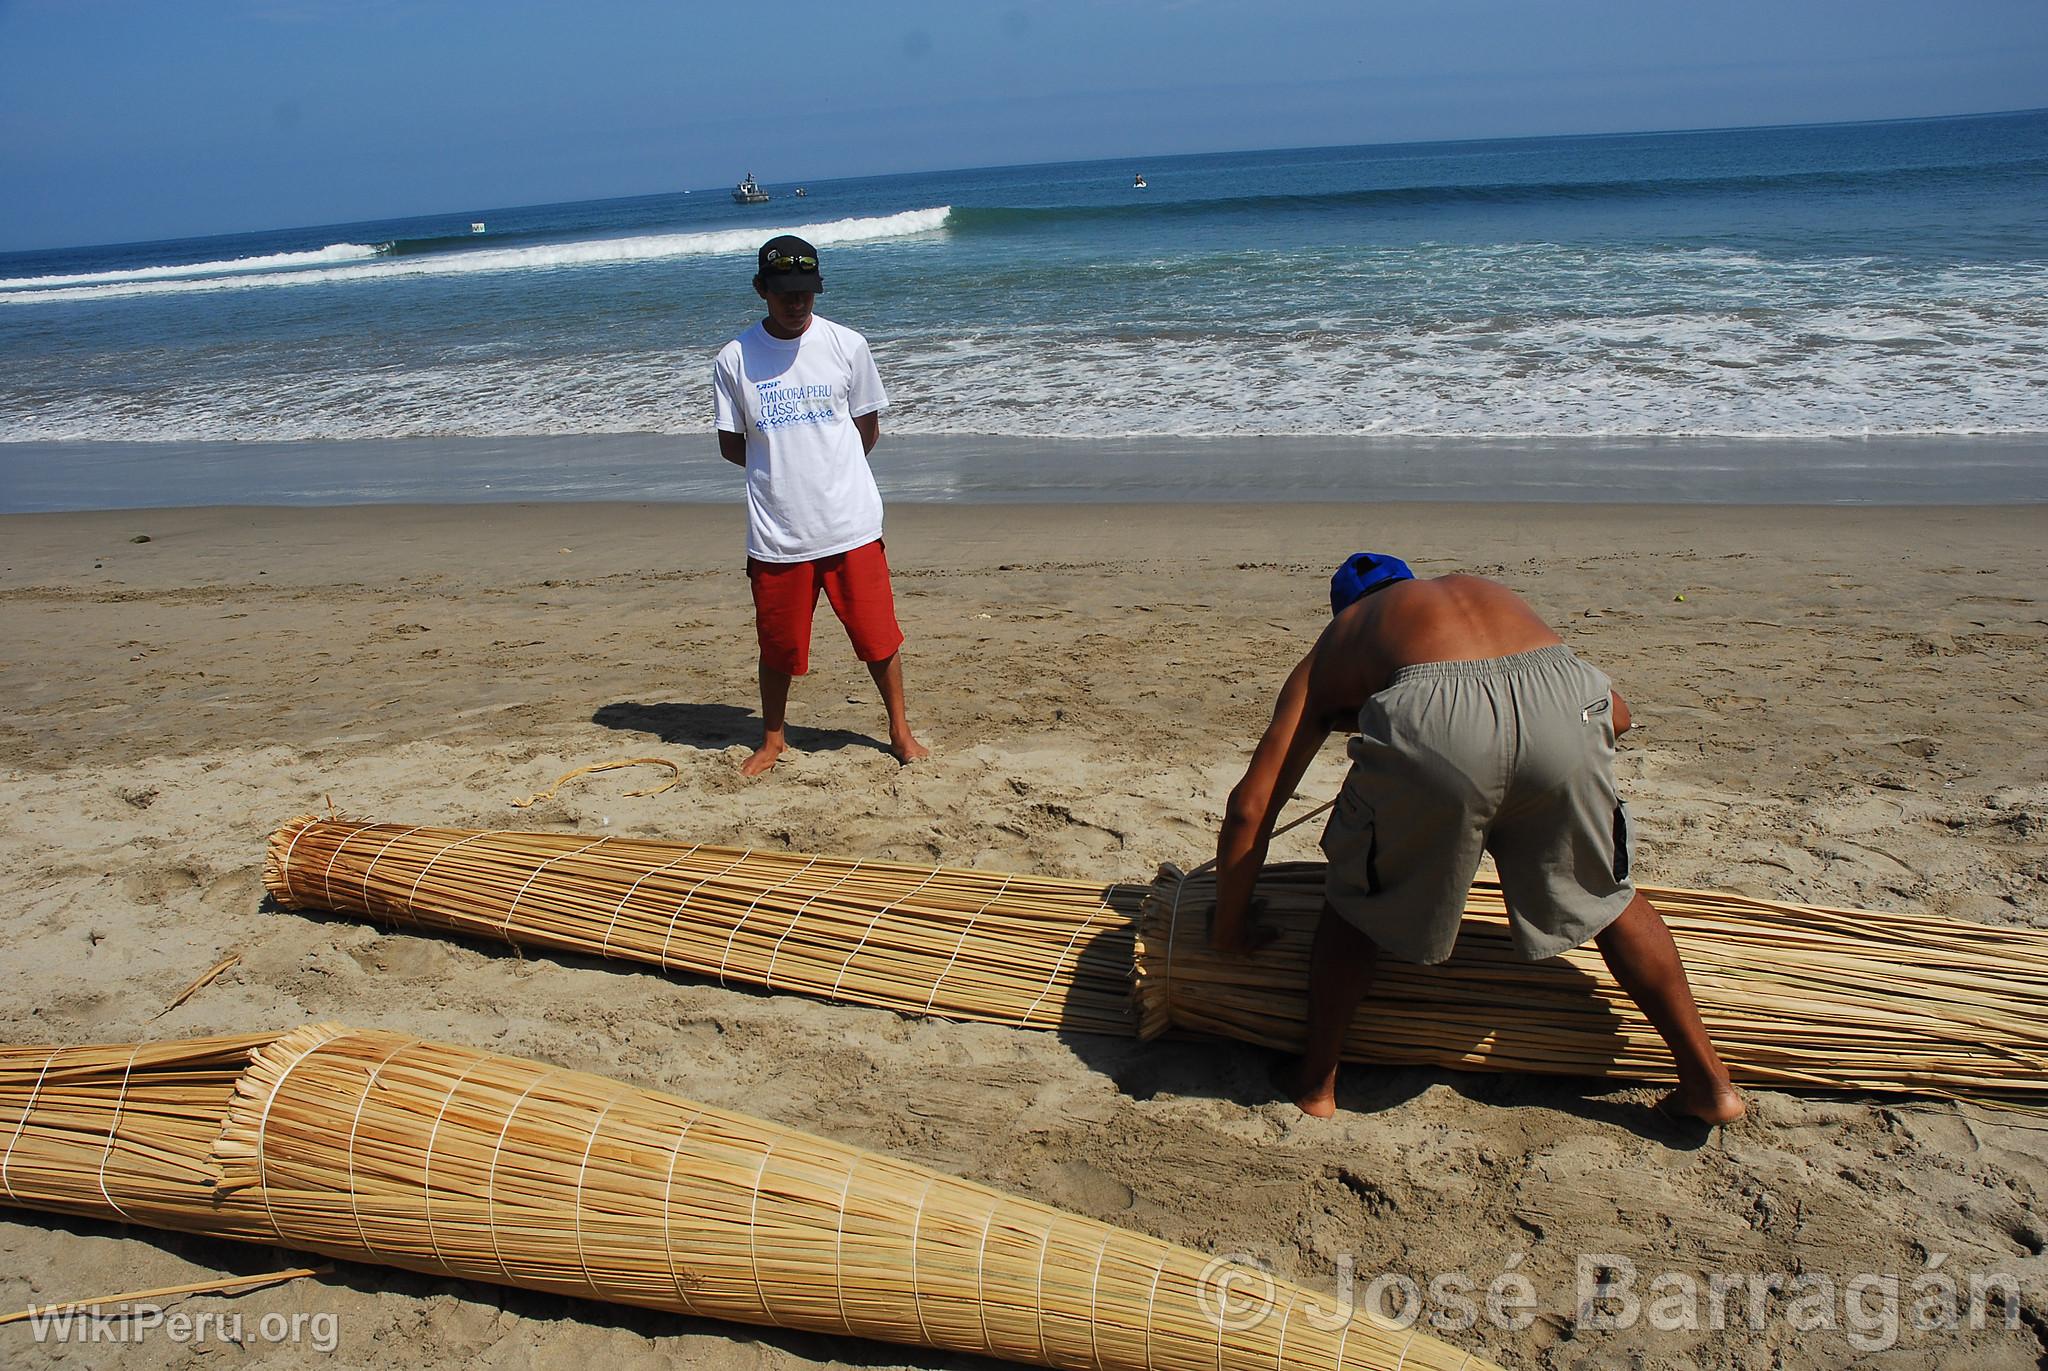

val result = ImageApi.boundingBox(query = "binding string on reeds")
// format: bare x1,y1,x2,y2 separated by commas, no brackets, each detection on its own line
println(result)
266,818,1142,1035
1135,862,2048,1098
265,818,2048,1101
0,1027,1502,1371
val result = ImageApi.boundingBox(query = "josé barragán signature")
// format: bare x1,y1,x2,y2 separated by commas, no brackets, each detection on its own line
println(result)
1196,1250,2026,1354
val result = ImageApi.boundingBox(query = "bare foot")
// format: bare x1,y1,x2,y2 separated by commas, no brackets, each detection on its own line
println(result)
739,740,785,777
1284,1061,1339,1118
1656,1082,1747,1126
891,733,931,765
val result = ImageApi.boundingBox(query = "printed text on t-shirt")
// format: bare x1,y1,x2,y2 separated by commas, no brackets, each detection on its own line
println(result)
755,380,839,431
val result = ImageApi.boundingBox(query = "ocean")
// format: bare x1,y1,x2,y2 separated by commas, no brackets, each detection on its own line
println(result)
3,109,2045,511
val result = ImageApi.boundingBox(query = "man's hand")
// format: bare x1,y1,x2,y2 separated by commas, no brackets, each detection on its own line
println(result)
1210,897,1280,955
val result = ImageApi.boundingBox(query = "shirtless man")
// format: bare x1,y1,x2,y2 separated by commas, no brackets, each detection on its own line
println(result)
1211,552,1745,1125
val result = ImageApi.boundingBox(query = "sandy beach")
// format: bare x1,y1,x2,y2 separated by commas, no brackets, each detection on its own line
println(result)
1,497,2044,1368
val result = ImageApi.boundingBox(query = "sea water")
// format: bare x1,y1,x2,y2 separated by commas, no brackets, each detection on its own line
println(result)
1,110,2044,509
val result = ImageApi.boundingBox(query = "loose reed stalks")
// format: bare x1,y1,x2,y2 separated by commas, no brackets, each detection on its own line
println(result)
1,1026,1500,1371
264,819,2048,1100
0,1268,324,1325
265,817,1143,1035
1136,862,2048,1097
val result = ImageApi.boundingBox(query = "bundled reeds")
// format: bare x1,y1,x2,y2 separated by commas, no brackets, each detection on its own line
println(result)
1136,862,2048,1097
266,818,1141,1034
265,818,2048,1100
0,1025,1500,1371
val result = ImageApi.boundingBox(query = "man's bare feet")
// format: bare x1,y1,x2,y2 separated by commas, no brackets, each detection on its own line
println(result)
1285,1060,1339,1118
891,732,931,765
739,739,785,777
1656,1081,1748,1126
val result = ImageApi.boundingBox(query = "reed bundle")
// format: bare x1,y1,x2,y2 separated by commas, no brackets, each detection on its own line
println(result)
266,818,1141,1035
0,1025,1499,1371
1136,862,2048,1098
264,818,2048,1100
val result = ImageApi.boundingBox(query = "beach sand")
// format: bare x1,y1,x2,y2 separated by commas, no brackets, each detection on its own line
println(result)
1,498,2043,1368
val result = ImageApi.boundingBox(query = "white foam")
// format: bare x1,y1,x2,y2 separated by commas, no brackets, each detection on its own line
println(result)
4,233,2042,441
0,209,951,305
0,242,383,292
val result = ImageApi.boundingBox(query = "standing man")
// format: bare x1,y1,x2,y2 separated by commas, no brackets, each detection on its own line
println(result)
713,235,929,777
1212,552,1745,1125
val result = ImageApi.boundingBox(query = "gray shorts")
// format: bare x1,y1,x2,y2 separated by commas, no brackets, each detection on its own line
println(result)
1320,644,1636,964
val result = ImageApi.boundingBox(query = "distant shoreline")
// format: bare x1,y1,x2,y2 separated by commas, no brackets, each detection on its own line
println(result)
1,433,2044,514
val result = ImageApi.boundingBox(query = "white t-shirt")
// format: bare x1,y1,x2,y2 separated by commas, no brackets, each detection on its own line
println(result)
711,316,888,563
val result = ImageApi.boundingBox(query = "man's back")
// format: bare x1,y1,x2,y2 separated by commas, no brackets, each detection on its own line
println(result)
1310,575,1564,718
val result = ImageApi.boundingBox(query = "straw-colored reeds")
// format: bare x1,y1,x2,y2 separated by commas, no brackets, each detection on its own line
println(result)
0,1025,1500,1371
1136,862,2048,1097
266,817,1141,1035
264,818,2048,1101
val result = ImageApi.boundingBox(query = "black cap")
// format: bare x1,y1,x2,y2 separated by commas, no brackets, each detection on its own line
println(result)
756,234,824,294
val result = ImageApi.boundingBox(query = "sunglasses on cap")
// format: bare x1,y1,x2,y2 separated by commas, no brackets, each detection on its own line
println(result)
762,252,818,272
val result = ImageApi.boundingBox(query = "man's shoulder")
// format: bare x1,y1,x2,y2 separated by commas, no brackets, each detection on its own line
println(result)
713,324,760,365
806,315,869,348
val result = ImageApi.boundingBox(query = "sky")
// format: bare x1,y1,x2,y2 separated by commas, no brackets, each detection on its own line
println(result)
2,0,2046,252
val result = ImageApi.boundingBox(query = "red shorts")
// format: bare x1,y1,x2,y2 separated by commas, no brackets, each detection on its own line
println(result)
748,539,905,676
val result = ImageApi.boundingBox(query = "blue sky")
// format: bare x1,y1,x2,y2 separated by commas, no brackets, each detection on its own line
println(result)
2,0,2045,251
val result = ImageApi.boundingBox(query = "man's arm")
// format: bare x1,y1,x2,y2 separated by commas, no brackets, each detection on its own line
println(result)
718,430,746,467
853,411,880,456
1611,690,1632,737
1211,651,1332,953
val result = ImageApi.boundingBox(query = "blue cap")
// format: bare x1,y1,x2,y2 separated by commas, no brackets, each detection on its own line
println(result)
1330,552,1414,614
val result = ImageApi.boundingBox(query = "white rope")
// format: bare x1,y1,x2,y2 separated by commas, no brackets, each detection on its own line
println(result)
571,1088,625,1302
658,848,756,973
1390,1320,1420,1368
1142,1253,1169,1371
344,1036,420,1262
830,1156,860,1332
598,842,703,958
1084,1235,1112,1371
906,1174,938,1347
253,1030,346,1244
93,1045,143,1222
358,825,429,917
499,836,614,938
765,860,865,990
972,1206,1000,1353
1,1048,60,1202
1272,1295,1295,1371
404,828,508,912
658,1104,709,1317
420,1050,494,1274
829,866,941,1002
1029,1218,1054,1364
719,856,821,987
924,876,1015,1015
274,819,326,901
1017,898,1113,1027
318,824,373,911
481,1065,550,1285
744,1139,780,1320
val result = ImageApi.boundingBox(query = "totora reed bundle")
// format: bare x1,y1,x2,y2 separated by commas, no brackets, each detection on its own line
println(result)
1136,862,2048,1098
266,817,1144,1034
266,818,2048,1101
0,1025,1500,1371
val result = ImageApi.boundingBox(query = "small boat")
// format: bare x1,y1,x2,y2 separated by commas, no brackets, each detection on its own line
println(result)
732,173,770,204
470,221,486,233
1133,173,1147,188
